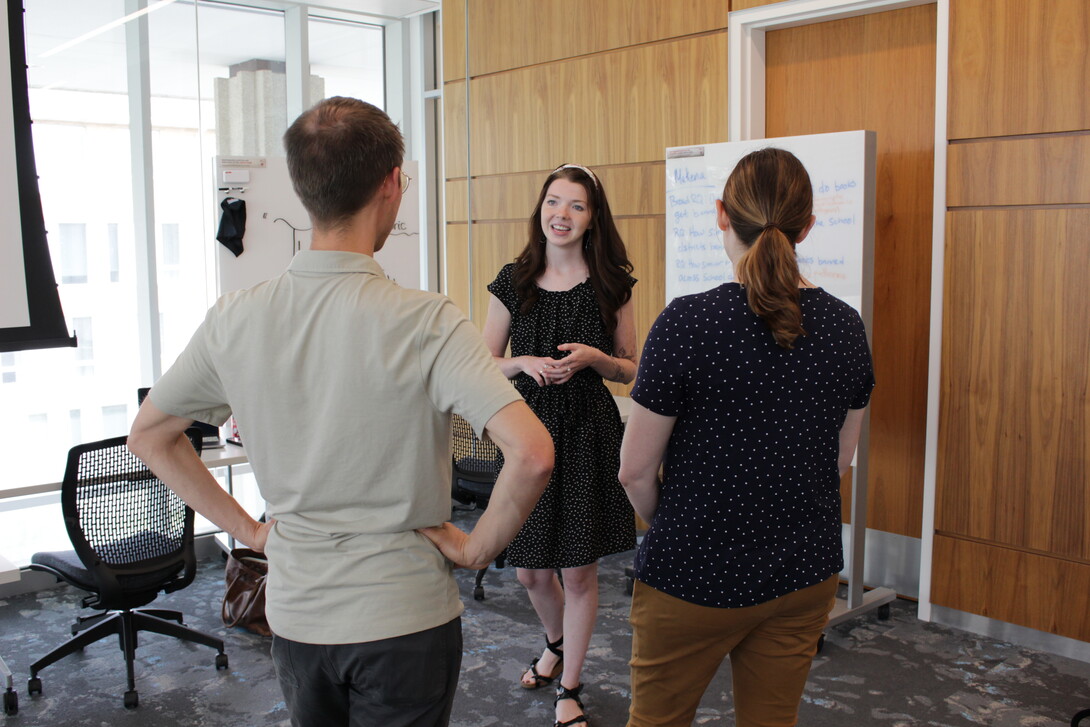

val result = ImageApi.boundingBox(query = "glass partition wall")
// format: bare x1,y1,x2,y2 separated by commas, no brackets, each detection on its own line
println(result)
0,0,395,564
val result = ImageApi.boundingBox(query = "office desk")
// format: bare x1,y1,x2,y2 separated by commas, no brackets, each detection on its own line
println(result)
1,553,18,714
0,443,249,501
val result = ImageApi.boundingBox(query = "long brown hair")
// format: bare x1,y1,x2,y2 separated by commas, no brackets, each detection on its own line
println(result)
722,148,813,349
512,164,633,337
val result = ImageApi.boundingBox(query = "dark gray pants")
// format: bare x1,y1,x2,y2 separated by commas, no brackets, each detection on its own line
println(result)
271,617,462,727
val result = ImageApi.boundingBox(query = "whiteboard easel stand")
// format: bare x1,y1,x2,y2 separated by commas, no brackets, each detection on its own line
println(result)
829,129,896,629
729,0,910,631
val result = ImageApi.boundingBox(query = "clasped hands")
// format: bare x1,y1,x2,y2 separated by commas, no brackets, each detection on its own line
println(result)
523,343,601,387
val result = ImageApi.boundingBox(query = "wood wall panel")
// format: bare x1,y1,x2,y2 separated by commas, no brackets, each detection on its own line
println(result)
470,163,667,222
467,0,728,77
949,0,1090,139
731,0,787,10
947,135,1090,207
441,0,466,83
938,209,1090,561
615,216,666,364
443,80,468,179
468,221,525,328
468,33,729,177
444,223,470,314
931,535,1090,642
445,179,469,223
764,5,936,538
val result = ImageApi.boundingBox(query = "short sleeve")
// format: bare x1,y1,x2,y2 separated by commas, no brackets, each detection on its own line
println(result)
630,299,688,417
418,297,523,438
150,307,232,426
486,263,520,315
848,318,876,409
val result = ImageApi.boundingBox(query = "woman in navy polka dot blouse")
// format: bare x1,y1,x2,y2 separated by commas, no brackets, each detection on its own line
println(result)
619,148,875,727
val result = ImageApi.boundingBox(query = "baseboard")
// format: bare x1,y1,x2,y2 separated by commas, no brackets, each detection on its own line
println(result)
931,605,1090,664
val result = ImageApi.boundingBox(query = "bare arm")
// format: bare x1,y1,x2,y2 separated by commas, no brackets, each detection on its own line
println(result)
594,298,637,384
129,398,273,551
618,401,676,524
838,407,867,477
419,400,553,569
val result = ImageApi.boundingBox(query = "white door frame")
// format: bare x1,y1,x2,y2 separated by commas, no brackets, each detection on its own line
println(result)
728,0,949,621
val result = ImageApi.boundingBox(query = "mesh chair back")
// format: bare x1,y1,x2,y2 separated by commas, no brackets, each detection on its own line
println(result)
452,414,499,474
61,433,201,609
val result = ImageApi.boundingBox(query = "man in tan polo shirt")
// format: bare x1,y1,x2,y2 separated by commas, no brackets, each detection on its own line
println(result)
129,97,553,727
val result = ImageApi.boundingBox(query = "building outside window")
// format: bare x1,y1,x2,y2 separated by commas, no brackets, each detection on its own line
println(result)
58,223,88,284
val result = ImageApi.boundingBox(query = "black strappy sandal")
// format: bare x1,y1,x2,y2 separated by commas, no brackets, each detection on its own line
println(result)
554,682,588,727
520,635,564,690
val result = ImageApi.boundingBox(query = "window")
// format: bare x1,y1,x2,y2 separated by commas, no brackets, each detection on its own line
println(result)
107,223,120,282
69,409,82,443
101,404,128,437
309,16,385,105
161,223,180,266
58,223,88,284
3,0,408,568
72,317,94,361
2,352,15,384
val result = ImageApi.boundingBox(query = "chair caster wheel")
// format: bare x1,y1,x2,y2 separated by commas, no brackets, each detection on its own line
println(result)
124,689,139,709
216,653,229,670
815,633,826,655
473,586,485,601
3,689,17,716
878,603,891,620
27,677,42,696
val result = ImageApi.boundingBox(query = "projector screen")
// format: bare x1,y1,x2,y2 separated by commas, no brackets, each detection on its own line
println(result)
0,0,74,352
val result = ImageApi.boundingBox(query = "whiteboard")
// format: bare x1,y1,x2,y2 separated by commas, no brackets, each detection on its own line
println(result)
214,156,422,295
665,130,876,324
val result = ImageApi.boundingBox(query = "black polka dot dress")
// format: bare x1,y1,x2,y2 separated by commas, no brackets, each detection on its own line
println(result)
488,263,636,569
630,283,875,608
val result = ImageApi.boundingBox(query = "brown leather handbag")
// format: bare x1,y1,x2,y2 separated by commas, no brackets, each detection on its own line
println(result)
222,548,272,637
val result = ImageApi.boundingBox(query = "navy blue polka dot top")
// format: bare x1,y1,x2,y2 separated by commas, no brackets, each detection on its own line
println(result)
631,282,875,608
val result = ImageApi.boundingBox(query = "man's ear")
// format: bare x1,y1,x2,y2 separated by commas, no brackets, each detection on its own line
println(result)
386,166,402,198
715,199,730,231
795,214,817,245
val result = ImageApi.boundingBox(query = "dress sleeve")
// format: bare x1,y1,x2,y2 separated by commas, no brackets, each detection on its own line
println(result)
486,263,520,315
630,299,688,417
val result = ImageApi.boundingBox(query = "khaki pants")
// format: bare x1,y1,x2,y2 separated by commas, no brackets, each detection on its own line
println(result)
627,575,838,727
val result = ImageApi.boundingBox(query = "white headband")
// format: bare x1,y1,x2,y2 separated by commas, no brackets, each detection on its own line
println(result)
554,163,600,190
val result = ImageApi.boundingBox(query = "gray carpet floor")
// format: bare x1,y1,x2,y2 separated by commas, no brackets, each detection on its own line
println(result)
2,510,1089,726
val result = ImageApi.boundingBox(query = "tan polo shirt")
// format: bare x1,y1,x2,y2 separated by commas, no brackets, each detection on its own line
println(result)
151,250,520,644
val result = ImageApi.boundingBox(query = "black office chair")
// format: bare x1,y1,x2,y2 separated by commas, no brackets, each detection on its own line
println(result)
451,414,504,600
27,432,227,709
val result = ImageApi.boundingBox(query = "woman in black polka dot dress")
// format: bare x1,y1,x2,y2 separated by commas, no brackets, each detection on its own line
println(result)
619,149,875,727
483,164,637,727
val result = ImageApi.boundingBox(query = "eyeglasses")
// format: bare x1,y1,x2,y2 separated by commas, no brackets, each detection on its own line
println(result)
399,170,412,194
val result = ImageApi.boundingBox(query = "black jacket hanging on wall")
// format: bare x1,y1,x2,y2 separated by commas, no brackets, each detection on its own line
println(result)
217,197,247,257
